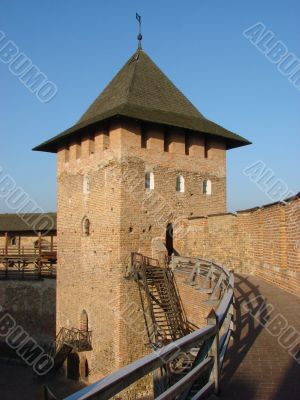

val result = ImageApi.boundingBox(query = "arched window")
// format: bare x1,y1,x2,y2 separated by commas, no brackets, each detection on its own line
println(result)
83,217,90,236
10,236,17,246
145,171,154,190
176,175,185,192
203,179,212,195
80,310,88,332
83,176,90,194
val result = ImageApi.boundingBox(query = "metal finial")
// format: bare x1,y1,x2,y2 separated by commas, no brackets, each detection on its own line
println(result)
136,13,142,49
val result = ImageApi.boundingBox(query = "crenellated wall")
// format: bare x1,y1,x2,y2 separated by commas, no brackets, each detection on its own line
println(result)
174,194,300,297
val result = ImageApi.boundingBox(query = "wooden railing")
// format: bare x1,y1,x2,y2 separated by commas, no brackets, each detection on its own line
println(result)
0,244,57,279
62,255,234,400
171,255,234,305
0,245,57,257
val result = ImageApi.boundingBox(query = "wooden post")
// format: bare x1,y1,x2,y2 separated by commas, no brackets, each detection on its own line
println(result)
153,367,167,397
5,232,8,255
38,232,42,256
50,235,54,252
210,265,215,288
210,273,225,302
18,235,21,255
207,309,220,394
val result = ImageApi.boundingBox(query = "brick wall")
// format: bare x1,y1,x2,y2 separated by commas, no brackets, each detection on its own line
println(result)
0,279,55,345
175,271,213,328
174,195,300,297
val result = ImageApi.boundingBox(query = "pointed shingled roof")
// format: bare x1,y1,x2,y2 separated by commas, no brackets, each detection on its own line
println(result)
33,49,250,152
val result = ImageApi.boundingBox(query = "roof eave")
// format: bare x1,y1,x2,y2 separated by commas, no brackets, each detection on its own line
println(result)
33,111,251,153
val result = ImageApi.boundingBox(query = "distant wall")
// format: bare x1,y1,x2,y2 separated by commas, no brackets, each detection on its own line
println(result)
0,233,56,249
175,194,300,297
0,279,56,346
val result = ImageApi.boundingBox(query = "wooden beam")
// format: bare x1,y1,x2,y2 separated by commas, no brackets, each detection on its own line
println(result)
207,310,220,394
155,357,213,400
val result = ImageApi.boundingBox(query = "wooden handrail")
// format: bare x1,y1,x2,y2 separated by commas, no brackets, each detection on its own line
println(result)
65,325,217,400
0,246,57,256
64,254,234,400
155,357,214,400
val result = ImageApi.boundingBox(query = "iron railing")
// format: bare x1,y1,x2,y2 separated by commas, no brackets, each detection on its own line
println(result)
62,254,234,400
46,327,93,358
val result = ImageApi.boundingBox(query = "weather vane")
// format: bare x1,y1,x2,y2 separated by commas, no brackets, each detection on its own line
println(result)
136,13,142,49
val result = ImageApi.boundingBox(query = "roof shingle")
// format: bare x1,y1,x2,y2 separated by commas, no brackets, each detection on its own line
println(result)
33,50,251,152
0,213,56,233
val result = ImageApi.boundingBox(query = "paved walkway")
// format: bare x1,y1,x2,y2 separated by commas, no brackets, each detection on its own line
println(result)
220,274,300,400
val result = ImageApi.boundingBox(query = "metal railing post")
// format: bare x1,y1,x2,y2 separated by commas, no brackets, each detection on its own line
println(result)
207,309,220,394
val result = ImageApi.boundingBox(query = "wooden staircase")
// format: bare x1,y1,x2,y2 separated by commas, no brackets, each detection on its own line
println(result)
131,253,220,398
132,253,193,348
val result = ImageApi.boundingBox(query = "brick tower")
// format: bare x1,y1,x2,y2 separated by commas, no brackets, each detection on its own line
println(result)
34,48,250,381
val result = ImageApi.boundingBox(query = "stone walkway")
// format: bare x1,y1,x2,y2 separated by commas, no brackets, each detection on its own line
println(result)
220,274,300,400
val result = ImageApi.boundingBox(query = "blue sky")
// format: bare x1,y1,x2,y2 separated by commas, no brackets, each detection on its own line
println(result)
0,0,299,212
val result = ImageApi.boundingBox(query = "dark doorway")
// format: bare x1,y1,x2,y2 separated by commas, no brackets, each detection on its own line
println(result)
166,223,174,256
79,356,89,379
67,353,80,380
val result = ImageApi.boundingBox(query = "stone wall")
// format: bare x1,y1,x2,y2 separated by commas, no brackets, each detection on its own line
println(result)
0,279,56,345
174,194,300,297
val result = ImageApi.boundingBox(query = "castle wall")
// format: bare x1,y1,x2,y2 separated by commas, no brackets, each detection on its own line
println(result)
56,117,228,382
0,279,55,346
174,195,300,297
115,119,226,369
57,133,123,380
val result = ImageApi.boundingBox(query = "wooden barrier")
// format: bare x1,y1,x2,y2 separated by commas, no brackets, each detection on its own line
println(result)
62,254,234,400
